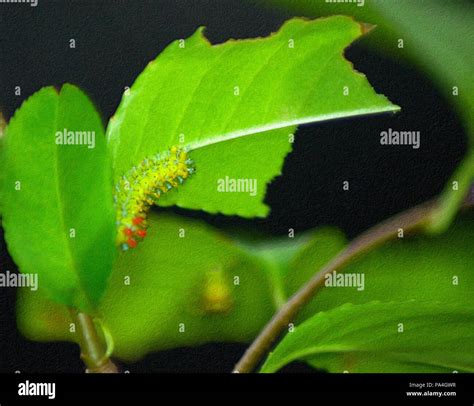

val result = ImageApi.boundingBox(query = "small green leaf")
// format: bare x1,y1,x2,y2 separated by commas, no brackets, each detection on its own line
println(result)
2,85,116,310
261,301,474,373
107,16,399,217
428,154,474,233
17,213,278,361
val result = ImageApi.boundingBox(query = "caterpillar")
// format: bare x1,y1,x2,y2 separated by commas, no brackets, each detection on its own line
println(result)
115,145,195,251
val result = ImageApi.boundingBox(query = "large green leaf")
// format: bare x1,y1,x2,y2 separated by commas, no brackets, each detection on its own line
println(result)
261,301,474,373
0,112,6,218
107,16,399,217
285,211,474,323
2,85,116,310
262,0,474,231
17,213,278,361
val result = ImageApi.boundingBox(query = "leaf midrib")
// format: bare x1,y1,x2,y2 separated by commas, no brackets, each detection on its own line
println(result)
51,99,86,306
186,105,398,151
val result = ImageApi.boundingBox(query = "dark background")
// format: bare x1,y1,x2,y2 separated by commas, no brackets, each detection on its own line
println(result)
0,0,467,373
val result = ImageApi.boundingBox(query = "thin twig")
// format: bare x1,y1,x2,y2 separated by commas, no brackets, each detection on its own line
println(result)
234,192,473,373
69,309,119,373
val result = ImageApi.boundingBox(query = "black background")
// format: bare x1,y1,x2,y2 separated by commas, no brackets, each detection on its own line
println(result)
0,0,467,373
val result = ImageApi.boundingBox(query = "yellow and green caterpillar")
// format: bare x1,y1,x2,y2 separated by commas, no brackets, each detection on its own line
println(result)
114,146,194,250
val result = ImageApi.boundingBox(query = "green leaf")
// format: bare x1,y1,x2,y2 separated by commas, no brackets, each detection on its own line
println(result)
107,16,399,217
241,228,346,307
2,85,116,310
0,112,6,218
262,0,474,230
429,154,474,233
286,211,474,322
261,301,474,373
17,213,278,361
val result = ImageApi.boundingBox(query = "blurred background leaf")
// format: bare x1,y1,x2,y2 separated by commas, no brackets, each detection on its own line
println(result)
259,0,474,231
18,209,473,365
106,16,399,218
17,213,280,361
285,211,474,322
2,85,116,311
261,300,474,373
240,227,346,307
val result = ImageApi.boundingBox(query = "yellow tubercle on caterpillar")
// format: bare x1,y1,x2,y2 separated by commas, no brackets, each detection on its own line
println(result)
115,146,195,251
201,269,234,314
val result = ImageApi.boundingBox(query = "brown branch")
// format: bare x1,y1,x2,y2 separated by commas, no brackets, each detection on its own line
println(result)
69,309,118,373
233,194,472,373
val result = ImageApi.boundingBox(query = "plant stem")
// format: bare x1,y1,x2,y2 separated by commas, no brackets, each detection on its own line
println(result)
234,192,473,373
69,309,118,373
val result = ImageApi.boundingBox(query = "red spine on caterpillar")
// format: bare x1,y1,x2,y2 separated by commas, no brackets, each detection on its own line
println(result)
133,216,144,225
136,229,147,238
127,238,137,249
114,146,195,251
